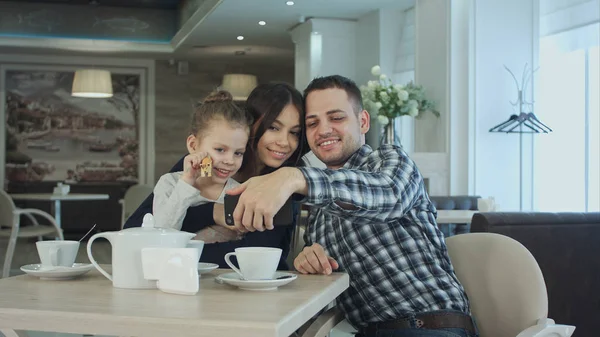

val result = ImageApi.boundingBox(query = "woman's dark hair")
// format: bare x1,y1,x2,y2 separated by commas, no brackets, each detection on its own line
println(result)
242,82,308,177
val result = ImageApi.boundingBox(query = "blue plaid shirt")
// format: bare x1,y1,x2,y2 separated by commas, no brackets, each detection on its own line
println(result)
298,144,470,328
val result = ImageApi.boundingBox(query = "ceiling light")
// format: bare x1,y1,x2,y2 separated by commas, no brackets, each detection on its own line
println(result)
71,69,113,98
258,20,266,26
221,74,258,101
286,1,294,5
237,35,244,41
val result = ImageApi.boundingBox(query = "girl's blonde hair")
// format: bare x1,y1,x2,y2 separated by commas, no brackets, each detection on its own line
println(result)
190,90,253,137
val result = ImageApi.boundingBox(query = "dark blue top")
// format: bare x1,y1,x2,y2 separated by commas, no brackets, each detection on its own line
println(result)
123,156,297,270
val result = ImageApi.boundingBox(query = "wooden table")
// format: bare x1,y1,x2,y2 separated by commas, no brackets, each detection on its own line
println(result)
0,267,350,337
436,210,477,224
10,193,109,229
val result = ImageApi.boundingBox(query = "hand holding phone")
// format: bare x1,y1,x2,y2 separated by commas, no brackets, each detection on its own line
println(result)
224,194,295,227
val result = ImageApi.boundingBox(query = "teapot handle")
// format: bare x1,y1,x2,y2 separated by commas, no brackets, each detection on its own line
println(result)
87,233,112,281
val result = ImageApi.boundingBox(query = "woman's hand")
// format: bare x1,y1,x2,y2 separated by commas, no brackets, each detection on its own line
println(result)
213,203,227,227
181,152,208,185
194,226,242,244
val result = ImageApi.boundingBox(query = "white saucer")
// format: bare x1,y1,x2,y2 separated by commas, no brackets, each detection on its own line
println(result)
20,263,94,280
216,272,297,291
198,262,219,274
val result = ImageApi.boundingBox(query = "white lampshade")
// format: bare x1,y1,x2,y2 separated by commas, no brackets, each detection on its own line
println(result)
72,69,113,98
221,74,257,101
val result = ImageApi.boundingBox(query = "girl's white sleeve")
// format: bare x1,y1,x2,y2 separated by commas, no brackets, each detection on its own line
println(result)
152,173,205,230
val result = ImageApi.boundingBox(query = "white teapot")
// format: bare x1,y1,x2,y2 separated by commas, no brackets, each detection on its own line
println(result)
86,214,195,289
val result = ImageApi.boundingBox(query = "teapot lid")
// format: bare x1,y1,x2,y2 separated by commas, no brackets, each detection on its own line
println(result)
120,213,186,235
142,213,156,228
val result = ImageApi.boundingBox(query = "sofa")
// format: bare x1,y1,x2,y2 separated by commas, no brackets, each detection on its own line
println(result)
470,212,600,337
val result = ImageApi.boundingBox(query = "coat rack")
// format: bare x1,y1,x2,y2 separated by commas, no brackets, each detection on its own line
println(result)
489,64,552,211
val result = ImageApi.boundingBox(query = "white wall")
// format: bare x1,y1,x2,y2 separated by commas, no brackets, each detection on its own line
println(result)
449,0,475,196
313,19,357,81
473,0,538,210
290,19,357,90
290,21,315,91
414,0,449,154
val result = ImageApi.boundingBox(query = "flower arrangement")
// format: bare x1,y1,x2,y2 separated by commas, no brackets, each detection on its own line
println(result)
360,65,439,126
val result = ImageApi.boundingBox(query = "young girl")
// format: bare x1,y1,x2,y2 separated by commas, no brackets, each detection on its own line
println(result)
153,90,252,242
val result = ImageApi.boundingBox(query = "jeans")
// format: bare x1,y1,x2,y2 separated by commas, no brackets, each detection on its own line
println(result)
355,310,479,337
357,327,477,337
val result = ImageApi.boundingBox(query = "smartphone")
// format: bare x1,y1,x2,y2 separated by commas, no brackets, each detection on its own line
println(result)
224,194,295,226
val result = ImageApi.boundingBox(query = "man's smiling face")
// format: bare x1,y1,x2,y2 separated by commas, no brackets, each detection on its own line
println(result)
304,88,370,169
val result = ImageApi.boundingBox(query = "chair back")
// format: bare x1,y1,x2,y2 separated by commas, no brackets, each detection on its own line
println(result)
0,190,17,229
121,184,153,228
446,233,548,337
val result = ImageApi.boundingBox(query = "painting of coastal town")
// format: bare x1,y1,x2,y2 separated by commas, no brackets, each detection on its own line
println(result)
4,69,140,183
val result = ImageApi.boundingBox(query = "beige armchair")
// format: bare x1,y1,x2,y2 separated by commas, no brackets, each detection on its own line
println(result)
446,233,575,337
119,184,153,228
0,190,63,278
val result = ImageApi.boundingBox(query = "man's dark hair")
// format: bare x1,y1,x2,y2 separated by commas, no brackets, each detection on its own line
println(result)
303,75,363,115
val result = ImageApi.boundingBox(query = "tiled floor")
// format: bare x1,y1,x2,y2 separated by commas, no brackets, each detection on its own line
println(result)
0,238,354,337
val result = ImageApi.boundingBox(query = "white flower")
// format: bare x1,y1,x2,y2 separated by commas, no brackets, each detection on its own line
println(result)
375,102,383,109
367,80,377,88
409,107,419,117
408,99,418,109
379,74,387,81
393,84,403,91
377,115,389,126
398,90,409,101
371,65,381,76
380,91,389,102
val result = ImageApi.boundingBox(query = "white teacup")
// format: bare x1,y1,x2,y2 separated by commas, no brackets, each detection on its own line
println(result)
36,240,79,267
477,197,496,211
224,247,282,280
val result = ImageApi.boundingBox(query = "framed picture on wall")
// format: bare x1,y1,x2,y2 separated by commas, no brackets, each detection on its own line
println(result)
1,62,153,186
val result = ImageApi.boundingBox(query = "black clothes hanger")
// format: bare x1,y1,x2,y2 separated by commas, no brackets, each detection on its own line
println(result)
490,64,552,135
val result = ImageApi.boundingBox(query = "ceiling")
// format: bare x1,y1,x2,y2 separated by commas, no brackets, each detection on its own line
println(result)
185,0,415,49
0,0,415,62
178,0,415,61
13,0,182,10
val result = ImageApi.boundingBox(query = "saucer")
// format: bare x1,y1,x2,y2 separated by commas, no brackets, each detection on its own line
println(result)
20,263,94,280
198,262,219,274
216,272,297,291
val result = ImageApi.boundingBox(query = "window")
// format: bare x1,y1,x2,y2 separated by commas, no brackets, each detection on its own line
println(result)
535,23,599,211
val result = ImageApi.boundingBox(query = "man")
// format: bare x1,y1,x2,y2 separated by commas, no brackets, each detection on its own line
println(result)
227,75,477,337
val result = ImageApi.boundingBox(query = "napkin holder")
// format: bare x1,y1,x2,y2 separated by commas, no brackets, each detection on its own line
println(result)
53,183,70,196
141,247,199,295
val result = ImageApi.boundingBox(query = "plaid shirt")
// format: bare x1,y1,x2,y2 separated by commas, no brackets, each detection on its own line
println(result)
298,144,470,328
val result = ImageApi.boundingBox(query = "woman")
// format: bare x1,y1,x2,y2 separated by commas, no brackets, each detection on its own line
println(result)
124,82,307,270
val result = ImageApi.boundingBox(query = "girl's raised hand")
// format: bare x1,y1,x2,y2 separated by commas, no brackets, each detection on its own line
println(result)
182,152,209,184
